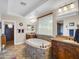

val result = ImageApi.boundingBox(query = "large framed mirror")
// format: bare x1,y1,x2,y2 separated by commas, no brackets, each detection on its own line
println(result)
37,14,53,36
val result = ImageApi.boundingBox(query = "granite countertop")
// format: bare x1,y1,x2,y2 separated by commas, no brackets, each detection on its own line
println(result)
50,38,79,46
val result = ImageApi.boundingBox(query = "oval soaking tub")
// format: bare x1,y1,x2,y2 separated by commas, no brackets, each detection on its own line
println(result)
25,38,51,59
26,38,51,49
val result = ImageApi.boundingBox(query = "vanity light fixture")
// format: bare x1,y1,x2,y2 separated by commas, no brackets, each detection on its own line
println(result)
70,4,75,9
58,2,75,13
63,6,68,11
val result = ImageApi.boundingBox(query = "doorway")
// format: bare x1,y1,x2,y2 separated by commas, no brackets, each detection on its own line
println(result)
57,21,63,35
5,24,14,47
69,29,74,37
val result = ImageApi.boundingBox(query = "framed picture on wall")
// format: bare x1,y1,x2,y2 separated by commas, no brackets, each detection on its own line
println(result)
0,22,2,29
69,22,74,26
19,23,23,26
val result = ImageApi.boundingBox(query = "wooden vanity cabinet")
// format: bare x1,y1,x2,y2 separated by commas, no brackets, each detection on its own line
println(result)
57,43,77,59
26,33,37,39
52,41,58,59
52,40,79,59
57,43,66,59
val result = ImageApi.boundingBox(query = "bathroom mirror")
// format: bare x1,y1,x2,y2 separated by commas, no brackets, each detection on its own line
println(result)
27,25,35,32
37,14,53,36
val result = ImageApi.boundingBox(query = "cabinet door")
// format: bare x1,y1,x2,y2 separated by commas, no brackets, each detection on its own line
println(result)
75,47,79,59
52,40,79,59
58,43,77,59
65,44,79,59
52,41,58,59
64,47,75,59
57,43,66,59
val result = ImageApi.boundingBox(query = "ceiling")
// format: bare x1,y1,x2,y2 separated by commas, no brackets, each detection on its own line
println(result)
0,0,48,16
8,0,48,16
0,0,76,18
0,0,8,15
25,0,76,19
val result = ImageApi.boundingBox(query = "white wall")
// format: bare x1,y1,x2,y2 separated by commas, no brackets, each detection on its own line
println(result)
63,15,79,36
0,0,8,15
53,11,57,37
55,0,79,36
1,15,27,45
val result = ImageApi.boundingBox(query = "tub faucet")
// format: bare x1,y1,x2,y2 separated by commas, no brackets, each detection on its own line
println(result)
42,43,44,48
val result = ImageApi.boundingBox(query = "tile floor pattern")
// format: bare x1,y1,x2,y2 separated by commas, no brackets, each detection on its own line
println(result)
0,44,30,59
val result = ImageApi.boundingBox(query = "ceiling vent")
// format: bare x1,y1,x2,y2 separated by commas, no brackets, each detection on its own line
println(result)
20,2,27,6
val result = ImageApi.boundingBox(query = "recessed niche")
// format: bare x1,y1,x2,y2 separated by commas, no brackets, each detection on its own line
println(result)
22,29,24,33
18,29,21,33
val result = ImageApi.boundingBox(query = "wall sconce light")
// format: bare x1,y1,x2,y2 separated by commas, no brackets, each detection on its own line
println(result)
70,4,75,9
63,7,68,11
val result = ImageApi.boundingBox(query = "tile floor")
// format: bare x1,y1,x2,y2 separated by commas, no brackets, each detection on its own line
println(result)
0,44,30,59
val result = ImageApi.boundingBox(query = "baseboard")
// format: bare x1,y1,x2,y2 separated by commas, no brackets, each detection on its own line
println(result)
15,41,24,45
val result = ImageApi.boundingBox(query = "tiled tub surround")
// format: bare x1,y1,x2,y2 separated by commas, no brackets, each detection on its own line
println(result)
26,38,51,59
37,35,53,41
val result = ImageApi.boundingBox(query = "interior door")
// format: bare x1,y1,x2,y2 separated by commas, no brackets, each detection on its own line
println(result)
5,24,14,44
